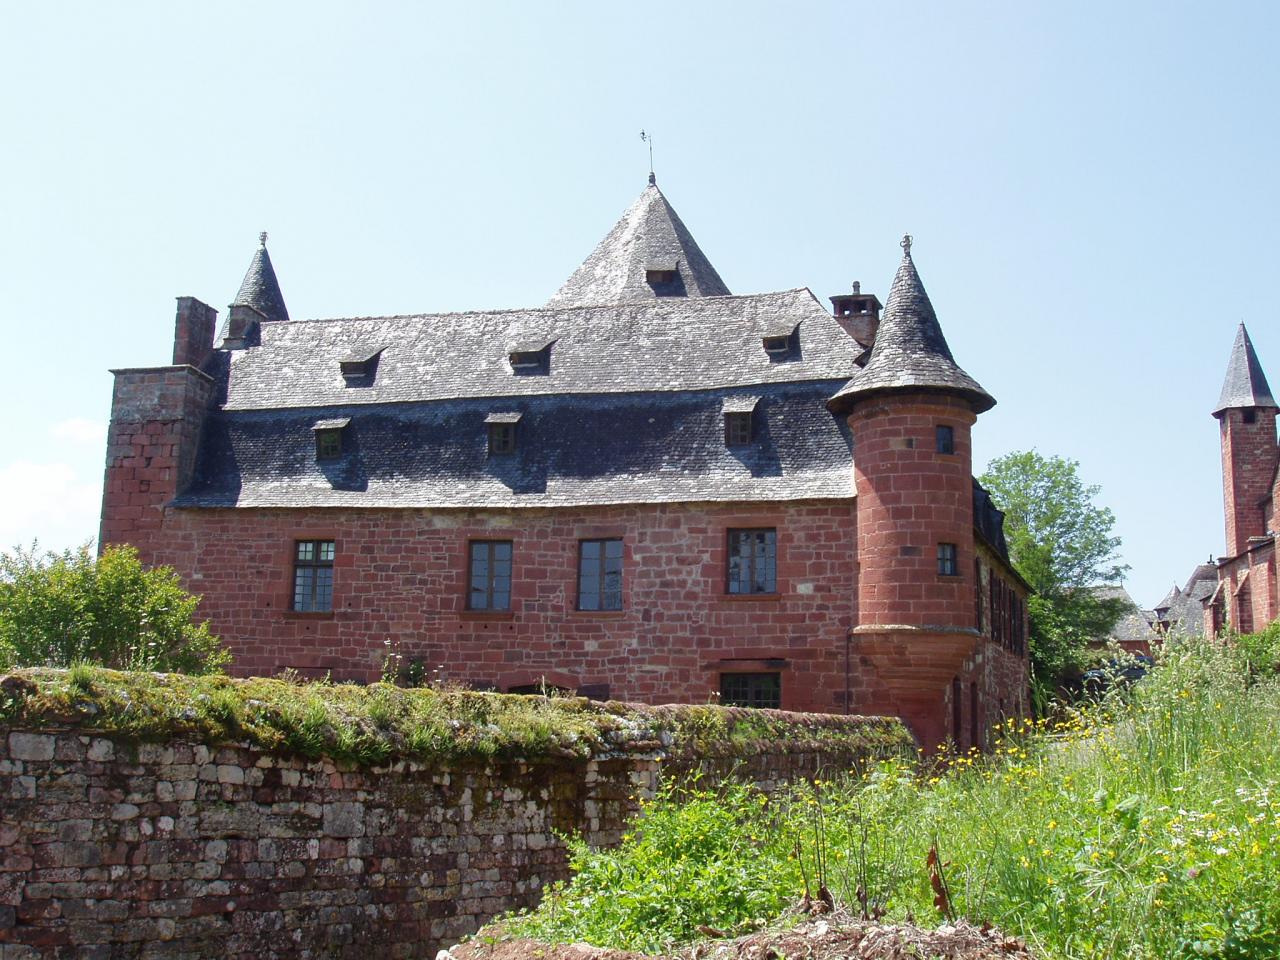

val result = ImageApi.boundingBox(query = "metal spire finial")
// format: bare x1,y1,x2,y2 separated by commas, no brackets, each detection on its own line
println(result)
259,231,268,247
640,130,654,183
900,233,913,256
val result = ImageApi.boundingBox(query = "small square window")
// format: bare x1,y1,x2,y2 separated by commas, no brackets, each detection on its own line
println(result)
488,422,516,456
720,672,781,709
293,539,335,611
727,528,777,594
938,542,958,577
936,425,955,455
725,412,753,446
315,429,342,460
469,540,513,610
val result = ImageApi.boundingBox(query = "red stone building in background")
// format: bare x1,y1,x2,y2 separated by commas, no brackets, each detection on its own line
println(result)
100,179,1030,749
1207,325,1280,634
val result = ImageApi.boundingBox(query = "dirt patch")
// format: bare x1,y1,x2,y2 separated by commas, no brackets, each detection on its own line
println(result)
447,908,1033,960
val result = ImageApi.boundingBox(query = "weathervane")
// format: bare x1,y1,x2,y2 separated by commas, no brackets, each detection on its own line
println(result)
640,130,654,184
259,231,268,247
900,233,912,256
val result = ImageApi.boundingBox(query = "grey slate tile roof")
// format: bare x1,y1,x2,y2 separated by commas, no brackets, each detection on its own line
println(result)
1214,323,1276,414
546,180,730,307
233,240,290,324
828,242,994,415
1089,585,1158,647
174,382,854,509
221,289,856,411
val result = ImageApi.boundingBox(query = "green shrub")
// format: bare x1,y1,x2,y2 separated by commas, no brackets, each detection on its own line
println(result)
0,543,229,674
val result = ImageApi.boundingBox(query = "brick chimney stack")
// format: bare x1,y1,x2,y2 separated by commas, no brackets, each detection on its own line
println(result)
172,297,218,369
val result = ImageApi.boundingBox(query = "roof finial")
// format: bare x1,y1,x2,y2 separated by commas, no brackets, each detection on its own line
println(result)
900,233,913,257
640,129,655,184
259,231,268,247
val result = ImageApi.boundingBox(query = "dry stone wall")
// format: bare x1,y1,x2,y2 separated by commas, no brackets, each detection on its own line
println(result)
0,715,907,959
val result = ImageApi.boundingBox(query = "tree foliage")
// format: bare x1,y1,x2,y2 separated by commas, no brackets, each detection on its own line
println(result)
979,451,1128,694
0,543,229,674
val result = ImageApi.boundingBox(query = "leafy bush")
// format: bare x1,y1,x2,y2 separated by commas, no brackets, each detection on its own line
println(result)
0,543,229,674
506,633,1280,959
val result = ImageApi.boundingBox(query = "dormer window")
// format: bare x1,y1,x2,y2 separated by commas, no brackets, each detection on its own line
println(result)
485,412,522,456
340,349,383,386
761,323,799,359
722,396,759,447
506,337,554,375
312,418,350,461
645,259,684,296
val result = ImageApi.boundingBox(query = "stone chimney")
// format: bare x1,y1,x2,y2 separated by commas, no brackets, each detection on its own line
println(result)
172,297,218,369
829,282,882,347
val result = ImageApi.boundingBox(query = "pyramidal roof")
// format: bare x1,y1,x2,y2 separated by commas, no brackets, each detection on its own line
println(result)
827,237,994,414
233,233,290,323
1214,323,1275,415
547,177,730,307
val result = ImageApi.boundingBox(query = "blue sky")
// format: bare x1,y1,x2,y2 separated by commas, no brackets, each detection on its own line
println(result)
1,1,1277,608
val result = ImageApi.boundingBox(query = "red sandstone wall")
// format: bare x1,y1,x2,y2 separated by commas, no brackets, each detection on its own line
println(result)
848,395,977,631
1219,408,1279,557
106,500,862,715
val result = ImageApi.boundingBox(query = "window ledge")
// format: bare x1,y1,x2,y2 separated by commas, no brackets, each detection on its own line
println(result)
569,609,627,618
721,592,782,602
459,610,516,621
282,610,335,620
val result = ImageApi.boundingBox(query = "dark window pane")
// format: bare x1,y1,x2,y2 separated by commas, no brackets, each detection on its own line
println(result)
578,538,623,611
938,543,958,577
720,672,781,709
727,529,776,594
936,425,955,455
292,540,335,612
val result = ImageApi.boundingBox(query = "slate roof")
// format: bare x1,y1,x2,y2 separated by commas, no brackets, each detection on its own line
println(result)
1214,323,1276,415
828,241,993,415
233,239,290,324
546,180,731,307
174,382,855,509
1090,585,1158,647
221,289,856,411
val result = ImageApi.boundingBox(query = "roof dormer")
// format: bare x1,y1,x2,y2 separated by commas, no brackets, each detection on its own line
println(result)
507,337,554,375
340,348,384,387
761,322,799,360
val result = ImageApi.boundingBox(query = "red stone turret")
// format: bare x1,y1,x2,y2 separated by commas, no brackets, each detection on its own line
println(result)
828,235,996,749
1214,323,1279,557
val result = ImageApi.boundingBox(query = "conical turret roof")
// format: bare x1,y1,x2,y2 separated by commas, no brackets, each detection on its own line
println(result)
1213,323,1275,416
233,233,290,323
828,237,993,414
547,177,730,307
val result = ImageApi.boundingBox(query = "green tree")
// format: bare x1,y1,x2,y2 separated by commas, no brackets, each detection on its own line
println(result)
0,543,229,674
979,451,1128,700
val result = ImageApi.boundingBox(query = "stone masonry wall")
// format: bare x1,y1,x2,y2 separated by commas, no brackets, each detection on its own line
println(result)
109,500,862,715
0,719,904,959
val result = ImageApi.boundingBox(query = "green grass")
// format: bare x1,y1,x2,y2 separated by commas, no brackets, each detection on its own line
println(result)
504,634,1280,959
0,667,912,767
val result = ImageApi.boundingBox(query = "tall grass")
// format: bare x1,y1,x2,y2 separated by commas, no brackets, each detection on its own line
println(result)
505,634,1280,959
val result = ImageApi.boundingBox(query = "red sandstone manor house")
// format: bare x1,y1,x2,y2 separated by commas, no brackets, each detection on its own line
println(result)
100,177,1030,749
1207,324,1280,634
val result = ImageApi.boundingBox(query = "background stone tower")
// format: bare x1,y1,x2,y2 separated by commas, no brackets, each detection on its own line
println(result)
1214,323,1279,558
828,236,995,749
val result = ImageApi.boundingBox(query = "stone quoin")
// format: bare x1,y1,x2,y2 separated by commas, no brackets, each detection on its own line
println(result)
100,178,1031,749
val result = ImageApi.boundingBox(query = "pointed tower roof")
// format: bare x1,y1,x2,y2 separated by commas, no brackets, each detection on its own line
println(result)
547,178,730,307
827,236,994,415
1154,584,1181,613
233,232,290,323
1213,323,1275,416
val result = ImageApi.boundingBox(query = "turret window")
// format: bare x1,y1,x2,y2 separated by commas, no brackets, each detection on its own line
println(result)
938,542,958,577
936,425,955,455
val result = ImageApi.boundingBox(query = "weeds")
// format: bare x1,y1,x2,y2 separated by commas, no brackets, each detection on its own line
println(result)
505,633,1280,959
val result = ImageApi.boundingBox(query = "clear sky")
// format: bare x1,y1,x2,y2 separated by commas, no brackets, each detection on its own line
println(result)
2,0,1277,609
